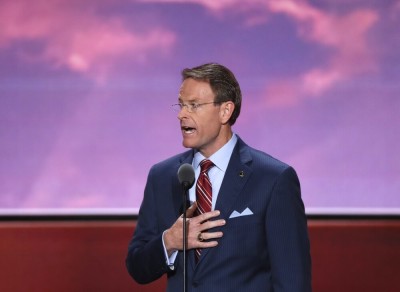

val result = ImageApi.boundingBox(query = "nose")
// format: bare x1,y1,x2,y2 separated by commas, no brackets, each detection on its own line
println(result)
177,109,185,120
177,106,189,120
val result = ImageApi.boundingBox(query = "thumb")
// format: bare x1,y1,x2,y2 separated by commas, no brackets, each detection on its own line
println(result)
186,201,198,218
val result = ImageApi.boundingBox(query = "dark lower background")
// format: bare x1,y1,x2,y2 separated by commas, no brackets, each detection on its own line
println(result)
0,215,399,292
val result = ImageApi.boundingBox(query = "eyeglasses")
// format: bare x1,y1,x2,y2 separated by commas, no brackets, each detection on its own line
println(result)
171,102,219,113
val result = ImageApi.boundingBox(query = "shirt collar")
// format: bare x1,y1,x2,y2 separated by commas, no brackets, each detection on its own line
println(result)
193,133,238,172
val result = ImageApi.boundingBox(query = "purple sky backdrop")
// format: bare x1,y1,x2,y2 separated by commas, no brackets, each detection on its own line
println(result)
0,0,399,214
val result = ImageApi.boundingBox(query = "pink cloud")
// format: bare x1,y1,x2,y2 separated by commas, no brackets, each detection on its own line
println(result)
0,0,382,100
266,0,378,106
138,0,240,12
141,0,380,107
138,0,271,20
256,0,378,107
268,1,378,95
0,0,176,82
262,79,301,107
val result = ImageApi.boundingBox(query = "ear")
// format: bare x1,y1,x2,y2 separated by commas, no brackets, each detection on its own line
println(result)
219,101,234,125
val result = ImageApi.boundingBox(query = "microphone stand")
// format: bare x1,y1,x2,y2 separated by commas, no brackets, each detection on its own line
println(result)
181,183,189,292
177,163,194,292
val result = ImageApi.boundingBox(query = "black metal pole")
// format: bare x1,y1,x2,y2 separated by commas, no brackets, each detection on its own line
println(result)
182,186,188,292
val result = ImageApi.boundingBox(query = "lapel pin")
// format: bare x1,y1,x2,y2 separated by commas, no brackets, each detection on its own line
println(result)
239,170,245,177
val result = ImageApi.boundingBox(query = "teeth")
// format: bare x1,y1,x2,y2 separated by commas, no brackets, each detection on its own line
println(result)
182,127,195,133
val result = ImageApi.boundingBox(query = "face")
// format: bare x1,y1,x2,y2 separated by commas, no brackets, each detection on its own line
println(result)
177,78,233,157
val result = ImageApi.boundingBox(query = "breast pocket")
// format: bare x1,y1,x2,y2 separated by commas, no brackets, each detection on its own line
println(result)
223,214,266,258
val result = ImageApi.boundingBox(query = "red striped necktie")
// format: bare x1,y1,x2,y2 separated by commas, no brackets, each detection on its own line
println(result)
195,159,214,261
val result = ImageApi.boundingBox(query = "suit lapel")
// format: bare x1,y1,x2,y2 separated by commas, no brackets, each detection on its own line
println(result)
195,138,253,266
215,138,252,221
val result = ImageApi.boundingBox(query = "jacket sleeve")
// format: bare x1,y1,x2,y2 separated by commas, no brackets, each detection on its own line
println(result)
266,166,312,291
125,166,172,284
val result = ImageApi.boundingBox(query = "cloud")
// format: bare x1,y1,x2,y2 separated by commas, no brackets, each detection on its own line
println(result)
0,0,381,97
0,0,176,82
140,0,380,107
268,1,378,96
138,0,242,12
138,0,271,25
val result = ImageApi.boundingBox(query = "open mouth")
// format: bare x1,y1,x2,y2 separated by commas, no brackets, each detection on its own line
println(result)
182,126,195,134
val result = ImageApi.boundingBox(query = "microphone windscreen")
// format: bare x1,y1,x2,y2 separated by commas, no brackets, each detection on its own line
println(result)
177,163,195,189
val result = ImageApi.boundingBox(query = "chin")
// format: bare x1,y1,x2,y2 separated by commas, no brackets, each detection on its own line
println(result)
182,139,197,149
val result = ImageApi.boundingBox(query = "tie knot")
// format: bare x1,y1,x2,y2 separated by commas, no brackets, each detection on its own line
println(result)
200,159,214,173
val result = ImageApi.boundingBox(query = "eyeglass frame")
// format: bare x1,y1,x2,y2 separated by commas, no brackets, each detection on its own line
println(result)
171,101,221,113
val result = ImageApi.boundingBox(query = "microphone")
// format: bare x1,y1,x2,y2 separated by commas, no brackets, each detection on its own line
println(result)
177,163,195,190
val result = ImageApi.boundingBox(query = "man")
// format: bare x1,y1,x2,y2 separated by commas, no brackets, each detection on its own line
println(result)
126,63,312,291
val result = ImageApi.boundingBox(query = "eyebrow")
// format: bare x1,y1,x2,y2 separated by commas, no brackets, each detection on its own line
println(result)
178,96,198,103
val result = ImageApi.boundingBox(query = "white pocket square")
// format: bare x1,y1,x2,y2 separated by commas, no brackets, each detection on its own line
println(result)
229,207,254,218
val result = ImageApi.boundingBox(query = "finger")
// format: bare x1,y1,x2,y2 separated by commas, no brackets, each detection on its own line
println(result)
196,210,222,223
198,240,219,248
201,219,226,230
194,232,222,248
188,237,220,249
200,231,224,241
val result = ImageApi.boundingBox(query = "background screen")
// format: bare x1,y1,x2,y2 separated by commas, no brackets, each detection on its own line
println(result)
1,0,399,215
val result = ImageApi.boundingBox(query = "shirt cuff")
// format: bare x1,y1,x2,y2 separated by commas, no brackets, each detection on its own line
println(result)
162,230,178,270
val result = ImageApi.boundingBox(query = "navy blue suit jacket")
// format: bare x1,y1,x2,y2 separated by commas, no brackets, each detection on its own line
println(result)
126,137,312,291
